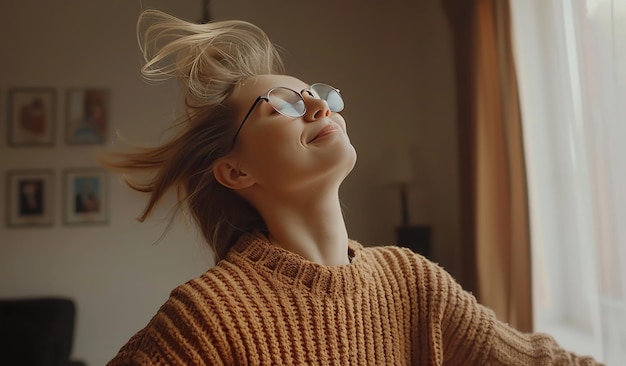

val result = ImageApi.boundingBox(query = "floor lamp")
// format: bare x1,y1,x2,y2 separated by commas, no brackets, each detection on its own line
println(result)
383,145,431,258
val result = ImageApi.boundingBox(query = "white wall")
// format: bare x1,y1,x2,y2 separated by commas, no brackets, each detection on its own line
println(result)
0,1,460,365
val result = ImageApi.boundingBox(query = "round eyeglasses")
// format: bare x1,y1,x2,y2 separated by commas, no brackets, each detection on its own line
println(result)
231,83,344,147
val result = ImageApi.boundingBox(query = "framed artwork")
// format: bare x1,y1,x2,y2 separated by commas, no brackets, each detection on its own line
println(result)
6,170,55,227
7,88,56,146
65,88,109,145
63,168,108,225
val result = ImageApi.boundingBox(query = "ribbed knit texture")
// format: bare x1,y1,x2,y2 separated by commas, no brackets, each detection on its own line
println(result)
108,234,602,365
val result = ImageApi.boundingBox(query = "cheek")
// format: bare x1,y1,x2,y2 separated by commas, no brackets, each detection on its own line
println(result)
239,127,303,172
242,121,300,154
247,140,301,170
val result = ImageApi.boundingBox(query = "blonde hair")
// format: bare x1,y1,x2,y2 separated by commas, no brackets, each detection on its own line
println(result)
103,9,285,260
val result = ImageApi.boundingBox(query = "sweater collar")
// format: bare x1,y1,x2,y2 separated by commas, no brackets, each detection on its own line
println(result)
226,232,368,296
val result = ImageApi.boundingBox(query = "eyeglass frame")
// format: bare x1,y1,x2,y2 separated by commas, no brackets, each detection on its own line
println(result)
230,83,342,148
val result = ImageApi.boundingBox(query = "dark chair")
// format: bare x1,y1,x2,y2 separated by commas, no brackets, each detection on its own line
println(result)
0,297,86,366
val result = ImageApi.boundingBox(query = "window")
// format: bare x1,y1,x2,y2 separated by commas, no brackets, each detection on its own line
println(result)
511,0,626,363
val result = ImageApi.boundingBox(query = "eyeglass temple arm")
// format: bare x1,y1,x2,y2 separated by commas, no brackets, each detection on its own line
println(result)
231,96,265,148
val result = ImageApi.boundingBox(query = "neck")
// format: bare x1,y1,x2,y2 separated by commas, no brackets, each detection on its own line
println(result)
256,189,350,266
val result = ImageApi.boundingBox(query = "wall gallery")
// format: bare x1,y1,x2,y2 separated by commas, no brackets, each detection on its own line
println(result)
4,87,110,227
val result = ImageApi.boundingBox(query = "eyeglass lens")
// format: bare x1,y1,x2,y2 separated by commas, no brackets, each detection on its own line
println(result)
310,84,345,113
267,88,306,117
267,84,344,118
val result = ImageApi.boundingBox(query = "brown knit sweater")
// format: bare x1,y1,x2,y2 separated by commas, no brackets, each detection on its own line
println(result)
108,234,601,365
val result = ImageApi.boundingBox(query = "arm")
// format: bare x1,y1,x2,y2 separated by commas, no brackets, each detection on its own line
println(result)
419,259,603,365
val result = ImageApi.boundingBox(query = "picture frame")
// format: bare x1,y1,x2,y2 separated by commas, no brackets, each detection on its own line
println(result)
6,170,55,227
65,88,109,145
7,88,56,147
63,168,108,225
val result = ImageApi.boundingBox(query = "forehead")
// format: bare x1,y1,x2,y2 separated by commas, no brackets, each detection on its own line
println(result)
233,74,309,106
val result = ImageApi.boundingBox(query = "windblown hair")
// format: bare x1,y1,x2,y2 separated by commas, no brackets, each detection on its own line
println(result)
103,9,285,260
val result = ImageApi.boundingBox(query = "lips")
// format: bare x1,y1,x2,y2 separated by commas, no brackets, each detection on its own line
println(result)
309,124,340,143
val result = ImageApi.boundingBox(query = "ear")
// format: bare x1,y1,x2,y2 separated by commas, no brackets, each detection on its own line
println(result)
213,157,255,190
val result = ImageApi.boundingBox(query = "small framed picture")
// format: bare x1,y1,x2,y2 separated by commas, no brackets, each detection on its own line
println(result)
65,88,109,145
7,88,56,146
6,170,55,227
63,168,108,225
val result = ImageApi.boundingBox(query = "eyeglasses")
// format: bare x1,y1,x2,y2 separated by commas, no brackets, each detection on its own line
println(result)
231,83,344,147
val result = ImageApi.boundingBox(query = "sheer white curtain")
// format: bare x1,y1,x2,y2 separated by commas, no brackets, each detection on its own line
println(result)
510,0,625,364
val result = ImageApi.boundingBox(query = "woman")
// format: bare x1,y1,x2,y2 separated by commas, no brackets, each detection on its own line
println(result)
107,9,601,365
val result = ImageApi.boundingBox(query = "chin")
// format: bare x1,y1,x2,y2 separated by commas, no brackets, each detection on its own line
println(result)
312,139,357,183
337,143,358,178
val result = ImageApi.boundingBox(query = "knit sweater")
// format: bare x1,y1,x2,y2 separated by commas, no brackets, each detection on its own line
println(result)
108,234,601,365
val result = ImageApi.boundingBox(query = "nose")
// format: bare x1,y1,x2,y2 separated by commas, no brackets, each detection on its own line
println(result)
302,91,331,122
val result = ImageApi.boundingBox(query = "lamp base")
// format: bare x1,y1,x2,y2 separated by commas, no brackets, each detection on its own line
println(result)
395,225,431,259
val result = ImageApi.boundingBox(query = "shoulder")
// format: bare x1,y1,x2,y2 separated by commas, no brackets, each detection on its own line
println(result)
166,262,243,315
353,240,465,297
108,270,232,365
353,241,435,273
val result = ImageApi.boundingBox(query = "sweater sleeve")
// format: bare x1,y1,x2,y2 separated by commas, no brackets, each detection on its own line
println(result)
107,289,226,366
420,259,604,365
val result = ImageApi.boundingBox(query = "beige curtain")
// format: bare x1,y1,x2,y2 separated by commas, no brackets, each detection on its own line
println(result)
443,0,532,332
